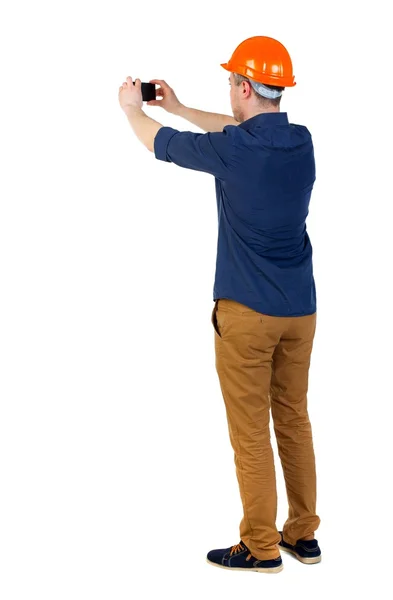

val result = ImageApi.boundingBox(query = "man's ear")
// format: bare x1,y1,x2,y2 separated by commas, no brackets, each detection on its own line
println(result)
243,80,252,98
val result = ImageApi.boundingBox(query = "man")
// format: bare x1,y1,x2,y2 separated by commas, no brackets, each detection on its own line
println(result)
118,35,321,574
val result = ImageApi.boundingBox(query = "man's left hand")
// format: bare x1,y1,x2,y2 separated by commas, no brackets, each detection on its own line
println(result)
119,76,143,112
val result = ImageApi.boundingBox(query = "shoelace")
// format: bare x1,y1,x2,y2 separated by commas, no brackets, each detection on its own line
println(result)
230,543,244,555
230,542,252,561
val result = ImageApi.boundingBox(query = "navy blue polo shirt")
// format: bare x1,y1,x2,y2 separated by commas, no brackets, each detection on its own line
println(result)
154,112,316,317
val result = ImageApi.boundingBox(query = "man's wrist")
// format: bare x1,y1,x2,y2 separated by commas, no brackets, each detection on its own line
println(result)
172,103,186,117
125,105,145,119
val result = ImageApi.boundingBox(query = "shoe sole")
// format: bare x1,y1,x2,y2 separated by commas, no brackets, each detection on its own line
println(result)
279,545,322,564
206,558,284,573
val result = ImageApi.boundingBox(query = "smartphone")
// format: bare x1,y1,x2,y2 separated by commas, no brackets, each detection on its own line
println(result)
132,81,156,102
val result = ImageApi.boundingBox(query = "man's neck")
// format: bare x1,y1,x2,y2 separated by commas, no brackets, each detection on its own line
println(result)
245,107,280,120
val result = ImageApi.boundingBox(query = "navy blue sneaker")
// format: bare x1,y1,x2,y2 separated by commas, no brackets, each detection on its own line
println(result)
206,541,283,573
278,531,322,564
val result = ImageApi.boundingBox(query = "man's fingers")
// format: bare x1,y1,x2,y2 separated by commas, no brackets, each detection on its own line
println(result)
150,79,168,88
126,76,142,88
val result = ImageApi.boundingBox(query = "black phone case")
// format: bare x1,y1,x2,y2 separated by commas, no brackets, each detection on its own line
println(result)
132,81,156,101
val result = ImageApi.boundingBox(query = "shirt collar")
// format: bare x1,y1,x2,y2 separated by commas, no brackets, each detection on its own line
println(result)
238,112,289,130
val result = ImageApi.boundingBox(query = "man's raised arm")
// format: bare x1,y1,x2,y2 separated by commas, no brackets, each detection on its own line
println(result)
148,79,239,132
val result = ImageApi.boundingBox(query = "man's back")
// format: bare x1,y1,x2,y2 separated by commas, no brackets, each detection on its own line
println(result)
213,112,316,316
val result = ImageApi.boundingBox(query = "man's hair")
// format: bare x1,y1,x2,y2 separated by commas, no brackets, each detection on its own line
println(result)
233,73,284,108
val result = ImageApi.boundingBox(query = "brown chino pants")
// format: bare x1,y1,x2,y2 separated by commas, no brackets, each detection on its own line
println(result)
211,298,320,561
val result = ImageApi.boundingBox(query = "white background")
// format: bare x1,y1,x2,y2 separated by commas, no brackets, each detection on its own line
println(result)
1,1,392,598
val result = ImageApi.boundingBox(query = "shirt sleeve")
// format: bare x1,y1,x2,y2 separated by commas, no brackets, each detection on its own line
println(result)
153,125,236,180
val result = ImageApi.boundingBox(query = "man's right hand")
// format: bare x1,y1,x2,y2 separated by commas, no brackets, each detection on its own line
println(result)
147,80,183,115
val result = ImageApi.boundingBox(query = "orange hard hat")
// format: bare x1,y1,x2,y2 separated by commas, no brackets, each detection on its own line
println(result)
221,36,296,87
